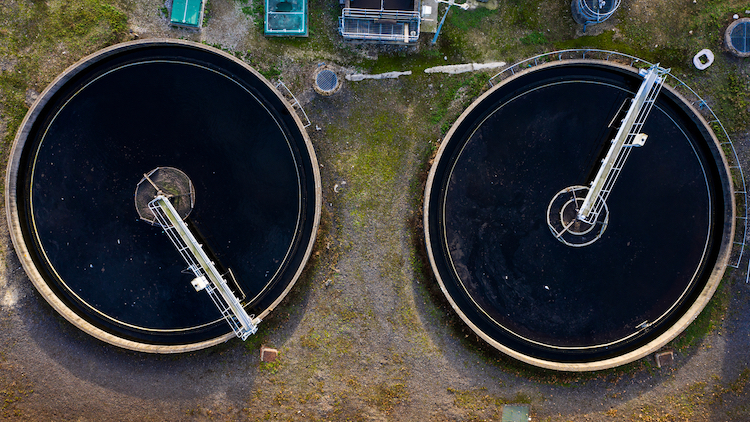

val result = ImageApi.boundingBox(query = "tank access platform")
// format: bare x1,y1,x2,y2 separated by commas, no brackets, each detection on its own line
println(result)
547,64,670,247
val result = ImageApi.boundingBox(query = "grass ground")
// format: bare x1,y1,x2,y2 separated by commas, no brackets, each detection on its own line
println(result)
1,0,750,420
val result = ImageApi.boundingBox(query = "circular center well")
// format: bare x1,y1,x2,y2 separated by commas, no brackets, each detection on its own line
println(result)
547,186,609,246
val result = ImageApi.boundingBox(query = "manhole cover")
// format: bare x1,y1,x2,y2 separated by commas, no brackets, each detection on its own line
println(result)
314,67,341,95
726,18,750,57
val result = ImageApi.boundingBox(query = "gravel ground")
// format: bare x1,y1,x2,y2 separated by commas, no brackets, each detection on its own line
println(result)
2,0,750,421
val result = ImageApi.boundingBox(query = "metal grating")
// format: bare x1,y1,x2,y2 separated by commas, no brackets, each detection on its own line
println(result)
731,22,750,53
339,8,420,43
316,69,338,92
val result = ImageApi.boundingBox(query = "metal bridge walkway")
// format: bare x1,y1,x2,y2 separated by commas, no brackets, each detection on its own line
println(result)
149,195,259,340
577,64,669,224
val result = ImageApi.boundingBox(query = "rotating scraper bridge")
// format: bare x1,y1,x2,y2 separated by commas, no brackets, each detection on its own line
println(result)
149,195,259,340
547,64,670,247
491,49,749,277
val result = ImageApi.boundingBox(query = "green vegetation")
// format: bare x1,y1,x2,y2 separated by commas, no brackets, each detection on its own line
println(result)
448,387,532,409
326,82,425,222
447,6,497,31
242,318,273,353
713,74,750,133
250,0,264,31
626,368,750,420
0,371,33,418
0,71,29,149
443,387,532,420
0,0,128,149
555,31,642,57
299,327,326,349
258,64,281,80
260,357,284,374
368,382,407,413
203,0,212,24
49,0,127,39
507,0,541,28
671,271,731,352
363,49,449,75
520,31,548,45
426,72,489,131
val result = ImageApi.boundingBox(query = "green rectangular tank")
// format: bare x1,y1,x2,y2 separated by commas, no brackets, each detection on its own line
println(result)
265,0,308,36
171,0,205,28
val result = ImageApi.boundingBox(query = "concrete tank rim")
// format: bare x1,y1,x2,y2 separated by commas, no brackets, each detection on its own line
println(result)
423,58,735,371
5,39,322,353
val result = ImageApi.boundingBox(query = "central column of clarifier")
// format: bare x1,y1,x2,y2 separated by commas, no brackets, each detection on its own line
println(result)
135,167,196,224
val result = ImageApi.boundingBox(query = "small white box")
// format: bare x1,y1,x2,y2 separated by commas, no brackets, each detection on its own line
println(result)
191,275,209,291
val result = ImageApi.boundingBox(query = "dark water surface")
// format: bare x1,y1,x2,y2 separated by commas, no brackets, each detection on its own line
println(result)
427,63,728,363
17,45,318,345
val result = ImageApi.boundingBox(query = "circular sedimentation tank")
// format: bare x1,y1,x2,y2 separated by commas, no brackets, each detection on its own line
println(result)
424,60,734,371
7,40,322,353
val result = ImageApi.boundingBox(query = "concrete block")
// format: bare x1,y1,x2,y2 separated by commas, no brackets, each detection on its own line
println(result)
261,346,278,362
